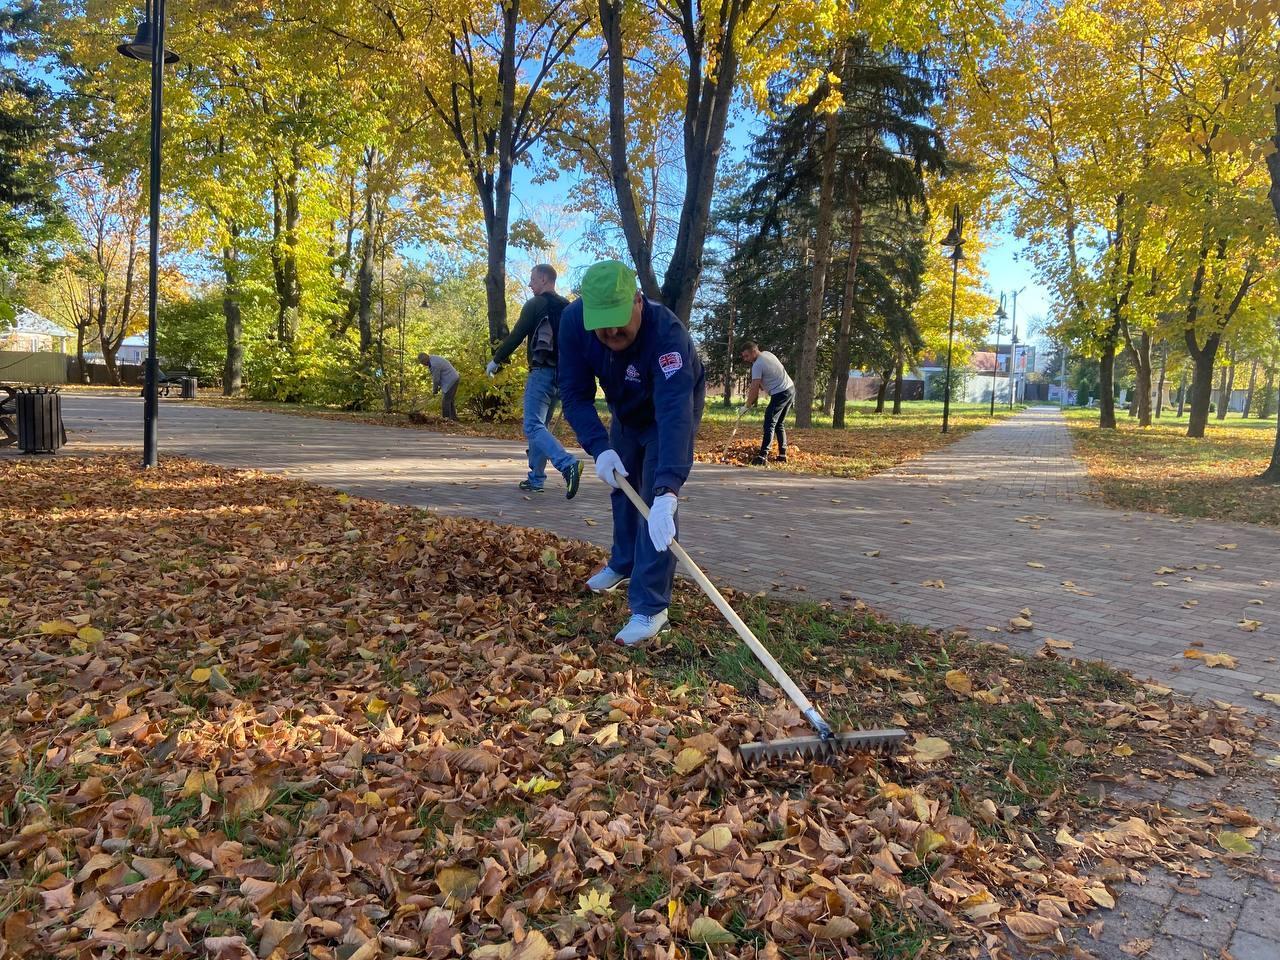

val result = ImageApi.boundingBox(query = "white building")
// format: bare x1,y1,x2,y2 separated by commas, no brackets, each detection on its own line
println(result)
1,309,72,353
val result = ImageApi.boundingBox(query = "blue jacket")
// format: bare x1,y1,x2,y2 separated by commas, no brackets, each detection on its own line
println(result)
559,296,705,493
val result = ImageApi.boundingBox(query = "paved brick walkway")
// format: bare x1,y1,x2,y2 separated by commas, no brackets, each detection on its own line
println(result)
14,396,1280,958
44,397,1280,715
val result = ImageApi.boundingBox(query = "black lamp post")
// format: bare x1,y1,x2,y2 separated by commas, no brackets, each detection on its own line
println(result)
1008,286,1024,409
117,0,179,469
939,204,964,434
991,297,1007,417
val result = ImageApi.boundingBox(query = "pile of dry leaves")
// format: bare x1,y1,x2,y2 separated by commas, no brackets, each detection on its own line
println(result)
0,455,1274,959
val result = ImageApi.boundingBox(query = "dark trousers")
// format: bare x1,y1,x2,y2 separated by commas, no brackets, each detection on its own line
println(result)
760,387,794,455
441,381,459,420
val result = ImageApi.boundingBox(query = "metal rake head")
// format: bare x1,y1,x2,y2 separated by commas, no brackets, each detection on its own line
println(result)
737,727,907,765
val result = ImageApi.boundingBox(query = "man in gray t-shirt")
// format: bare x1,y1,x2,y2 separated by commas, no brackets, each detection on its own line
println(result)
418,353,460,420
741,341,795,464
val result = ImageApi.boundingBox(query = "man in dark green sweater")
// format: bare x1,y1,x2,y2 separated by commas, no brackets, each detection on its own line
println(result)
486,264,583,498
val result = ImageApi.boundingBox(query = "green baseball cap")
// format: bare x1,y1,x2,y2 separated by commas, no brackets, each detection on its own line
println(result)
580,259,638,330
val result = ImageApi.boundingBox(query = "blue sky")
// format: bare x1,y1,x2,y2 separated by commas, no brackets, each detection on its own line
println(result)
505,117,1055,350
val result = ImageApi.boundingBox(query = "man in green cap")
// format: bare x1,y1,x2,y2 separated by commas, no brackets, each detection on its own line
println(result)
559,259,706,646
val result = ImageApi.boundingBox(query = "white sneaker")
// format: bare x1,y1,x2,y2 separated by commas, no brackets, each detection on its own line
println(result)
587,566,629,593
614,610,669,647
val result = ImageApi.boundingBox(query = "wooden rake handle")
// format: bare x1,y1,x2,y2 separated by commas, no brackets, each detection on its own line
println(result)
614,474,827,728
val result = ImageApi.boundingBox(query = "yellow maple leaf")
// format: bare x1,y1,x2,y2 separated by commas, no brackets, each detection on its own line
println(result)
574,889,613,919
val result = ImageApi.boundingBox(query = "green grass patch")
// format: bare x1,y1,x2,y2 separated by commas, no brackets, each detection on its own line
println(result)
1065,406,1280,525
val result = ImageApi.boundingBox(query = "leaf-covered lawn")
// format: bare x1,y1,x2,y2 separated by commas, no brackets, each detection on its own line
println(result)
195,396,1013,481
1065,408,1280,526
691,403,1015,478
0,455,1271,959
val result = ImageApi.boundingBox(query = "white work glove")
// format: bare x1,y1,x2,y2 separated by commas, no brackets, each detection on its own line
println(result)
648,493,678,552
485,360,499,378
594,449,628,489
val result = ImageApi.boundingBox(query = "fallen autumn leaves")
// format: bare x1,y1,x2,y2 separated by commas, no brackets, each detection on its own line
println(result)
1,455,1276,960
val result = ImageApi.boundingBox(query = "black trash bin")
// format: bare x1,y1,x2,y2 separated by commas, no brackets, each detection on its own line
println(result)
181,376,198,399
16,387,66,454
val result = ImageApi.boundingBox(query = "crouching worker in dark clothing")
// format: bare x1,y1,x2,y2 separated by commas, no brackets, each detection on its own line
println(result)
558,259,706,647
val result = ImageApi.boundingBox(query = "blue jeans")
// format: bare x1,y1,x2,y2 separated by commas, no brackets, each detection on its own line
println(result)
523,366,575,487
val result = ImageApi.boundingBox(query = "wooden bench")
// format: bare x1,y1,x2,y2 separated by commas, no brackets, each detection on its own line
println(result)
0,385,16,448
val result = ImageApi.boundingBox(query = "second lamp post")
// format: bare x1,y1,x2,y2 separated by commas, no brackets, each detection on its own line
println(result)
940,204,964,434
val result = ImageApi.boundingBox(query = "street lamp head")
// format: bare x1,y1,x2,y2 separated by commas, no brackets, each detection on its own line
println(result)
946,242,965,262
117,21,179,64
995,305,1008,321
940,203,964,249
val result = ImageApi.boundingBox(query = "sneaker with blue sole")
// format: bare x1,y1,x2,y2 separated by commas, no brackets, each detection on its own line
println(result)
586,566,629,593
614,610,669,647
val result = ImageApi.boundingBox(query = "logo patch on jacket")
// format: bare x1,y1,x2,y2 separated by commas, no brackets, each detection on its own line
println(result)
625,363,641,382
658,351,684,380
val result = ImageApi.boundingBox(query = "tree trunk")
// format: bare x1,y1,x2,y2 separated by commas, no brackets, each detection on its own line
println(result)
356,171,377,357
794,113,840,428
482,179,513,343
75,325,88,384
1262,399,1280,483
874,371,889,413
892,358,904,414
98,277,121,385
1244,360,1258,419
723,290,735,407
1131,331,1152,426
1213,348,1233,419
1098,331,1118,429
222,240,243,396
1215,352,1230,420
271,160,302,346
598,0,744,322
1154,346,1167,418
1177,366,1187,417
830,198,863,429
822,366,837,416
1186,330,1220,438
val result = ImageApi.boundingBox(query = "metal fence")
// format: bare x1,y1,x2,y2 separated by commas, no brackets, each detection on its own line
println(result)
65,359,145,386
0,352,154,387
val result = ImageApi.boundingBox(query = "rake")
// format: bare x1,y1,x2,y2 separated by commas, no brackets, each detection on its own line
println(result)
615,476,906,764
718,405,748,463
